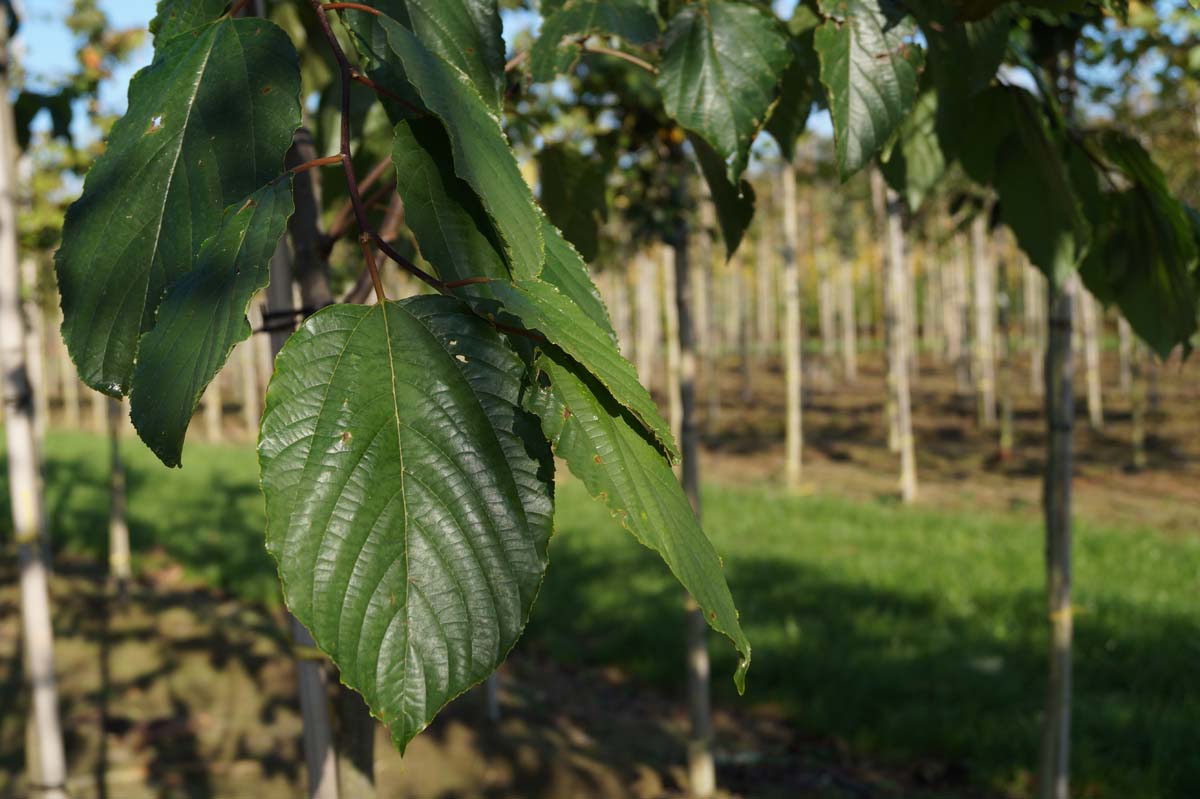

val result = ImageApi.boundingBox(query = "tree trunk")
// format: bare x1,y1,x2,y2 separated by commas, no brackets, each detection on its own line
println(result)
997,256,1015,459
952,232,972,393
1129,341,1147,471
839,257,858,381
1079,290,1103,429
20,259,49,438
756,218,775,364
972,214,997,428
108,398,132,592
0,15,69,792
870,171,900,453
735,261,752,405
240,319,262,438
664,244,683,448
1039,277,1075,799
696,190,720,434
669,195,716,799
922,244,942,360
636,253,660,391
879,175,917,503
1026,263,1047,397
1117,316,1132,396
204,373,223,442
781,161,804,490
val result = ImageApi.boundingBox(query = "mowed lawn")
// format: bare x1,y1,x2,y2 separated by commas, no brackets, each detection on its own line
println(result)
4,430,1198,798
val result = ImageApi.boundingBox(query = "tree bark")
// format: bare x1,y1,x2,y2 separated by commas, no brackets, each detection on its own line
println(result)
636,253,660,392
108,398,132,592
664,244,683,448
203,373,223,442
972,214,997,428
870,171,900,453
1,14,69,793
669,193,715,799
1039,277,1075,799
1026,264,1047,397
839,256,858,381
879,175,917,503
781,161,804,490
696,190,721,434
952,232,973,393
1116,316,1132,396
997,256,1015,459
20,259,49,438
1129,340,1147,471
756,216,775,364
1079,290,1103,429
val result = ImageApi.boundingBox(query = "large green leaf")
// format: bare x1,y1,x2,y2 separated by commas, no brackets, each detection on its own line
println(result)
527,351,751,692
376,15,545,279
530,0,660,82
1079,133,1199,357
536,143,609,262
691,132,756,258
814,0,924,179
766,33,822,163
130,178,294,468
391,122,615,340
260,298,554,752
538,216,616,341
391,118,509,285
148,0,228,44
479,279,678,460
340,0,506,113
55,18,301,396
880,89,946,210
658,0,791,183
989,88,1089,287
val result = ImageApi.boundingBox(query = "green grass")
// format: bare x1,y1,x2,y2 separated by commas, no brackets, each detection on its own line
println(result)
4,430,1198,798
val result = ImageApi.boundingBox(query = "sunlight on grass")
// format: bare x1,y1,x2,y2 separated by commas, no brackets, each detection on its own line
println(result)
5,430,1198,798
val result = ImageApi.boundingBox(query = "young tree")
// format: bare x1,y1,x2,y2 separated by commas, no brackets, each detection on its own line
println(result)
1,10,68,797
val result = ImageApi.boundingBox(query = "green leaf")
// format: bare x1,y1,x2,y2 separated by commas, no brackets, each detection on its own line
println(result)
691,132,756,258
814,0,925,179
538,217,617,341
55,18,301,396
391,122,615,341
260,297,554,753
149,0,228,44
1078,133,1198,357
527,350,751,692
14,90,73,151
479,279,678,460
130,178,294,468
391,118,510,285
880,89,946,210
766,36,821,162
530,0,660,82
536,143,609,262
989,88,1088,287
341,0,506,113
376,15,545,279
658,0,791,183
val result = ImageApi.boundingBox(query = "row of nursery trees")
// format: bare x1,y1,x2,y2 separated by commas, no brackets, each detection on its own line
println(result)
12,156,1168,481
2,0,1197,797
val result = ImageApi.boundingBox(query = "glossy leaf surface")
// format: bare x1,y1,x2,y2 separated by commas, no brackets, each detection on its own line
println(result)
55,17,301,395
130,178,294,467
260,298,554,752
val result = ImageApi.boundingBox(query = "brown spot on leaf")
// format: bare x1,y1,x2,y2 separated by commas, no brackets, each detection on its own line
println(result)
593,455,603,464
261,85,273,95
342,431,352,445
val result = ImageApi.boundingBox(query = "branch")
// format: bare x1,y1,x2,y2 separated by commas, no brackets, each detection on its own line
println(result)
310,0,444,295
579,43,658,75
